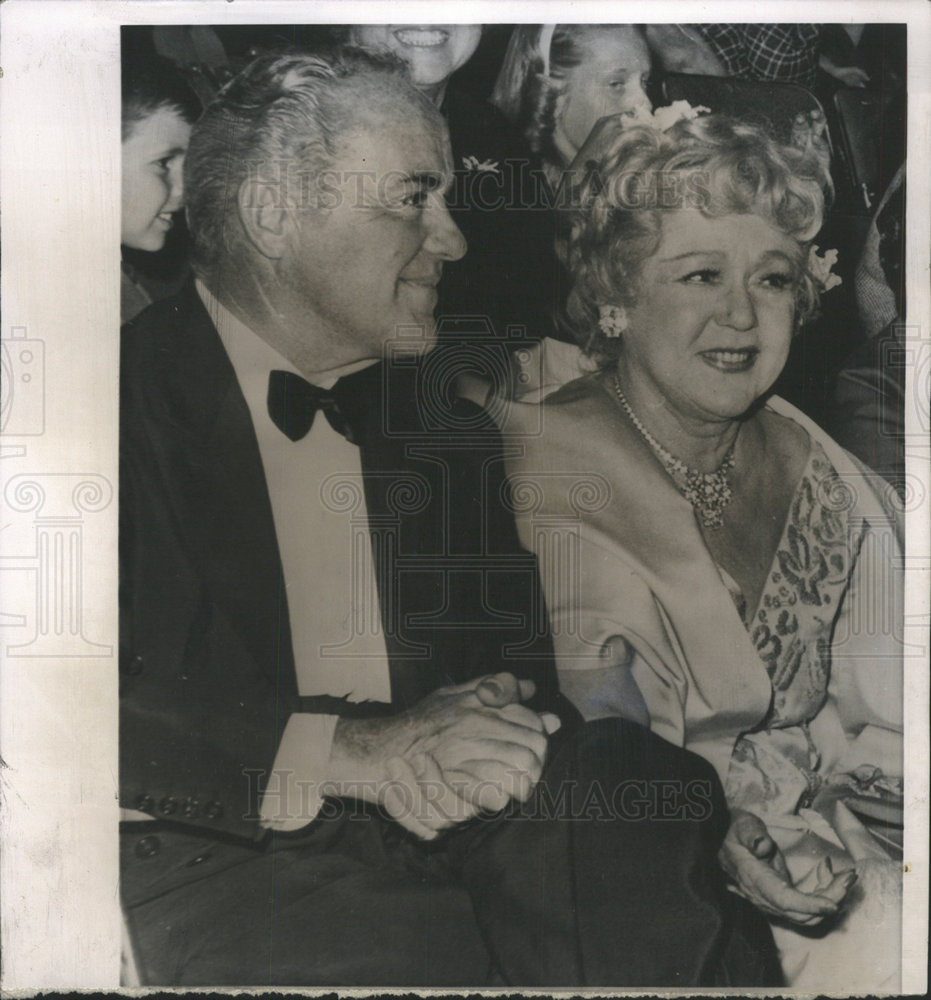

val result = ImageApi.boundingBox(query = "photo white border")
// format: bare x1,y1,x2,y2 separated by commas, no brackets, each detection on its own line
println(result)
1,0,928,991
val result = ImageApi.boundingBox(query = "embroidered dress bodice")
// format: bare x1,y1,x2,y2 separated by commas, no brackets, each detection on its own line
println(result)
717,440,868,820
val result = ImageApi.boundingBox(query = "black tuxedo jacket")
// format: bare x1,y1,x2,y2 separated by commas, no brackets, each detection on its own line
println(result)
119,283,560,841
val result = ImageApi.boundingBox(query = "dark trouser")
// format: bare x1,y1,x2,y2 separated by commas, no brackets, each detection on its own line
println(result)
122,718,781,987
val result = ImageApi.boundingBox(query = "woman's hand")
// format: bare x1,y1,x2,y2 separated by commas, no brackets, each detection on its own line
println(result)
567,113,632,180
790,110,832,180
560,112,643,199
719,809,857,925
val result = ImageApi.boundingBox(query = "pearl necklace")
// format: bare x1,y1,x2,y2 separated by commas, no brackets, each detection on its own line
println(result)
612,373,736,531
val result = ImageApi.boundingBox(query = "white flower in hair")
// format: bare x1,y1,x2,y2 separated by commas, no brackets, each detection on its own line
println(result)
626,100,711,132
808,245,843,291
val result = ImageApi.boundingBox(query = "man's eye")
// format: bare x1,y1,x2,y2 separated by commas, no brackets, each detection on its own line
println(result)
681,269,720,284
401,190,428,209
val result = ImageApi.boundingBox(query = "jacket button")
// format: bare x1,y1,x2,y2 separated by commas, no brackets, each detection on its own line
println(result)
135,794,155,813
182,797,199,818
204,801,223,820
158,796,177,816
135,835,161,859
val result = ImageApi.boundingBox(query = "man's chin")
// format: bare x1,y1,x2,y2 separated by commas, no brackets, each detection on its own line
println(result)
383,318,438,359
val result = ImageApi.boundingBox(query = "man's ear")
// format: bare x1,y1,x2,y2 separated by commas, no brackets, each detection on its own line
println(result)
237,178,292,259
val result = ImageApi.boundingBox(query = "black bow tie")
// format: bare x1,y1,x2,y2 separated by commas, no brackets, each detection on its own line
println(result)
267,369,356,444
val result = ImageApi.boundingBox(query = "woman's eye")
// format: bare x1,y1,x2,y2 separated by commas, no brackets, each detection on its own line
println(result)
758,272,795,290
153,156,174,172
681,269,720,285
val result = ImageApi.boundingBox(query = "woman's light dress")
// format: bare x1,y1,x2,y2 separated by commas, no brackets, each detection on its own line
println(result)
469,339,904,991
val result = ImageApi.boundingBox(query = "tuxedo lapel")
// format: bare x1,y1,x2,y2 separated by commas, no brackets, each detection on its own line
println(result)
136,284,295,685
336,361,451,708
335,359,555,711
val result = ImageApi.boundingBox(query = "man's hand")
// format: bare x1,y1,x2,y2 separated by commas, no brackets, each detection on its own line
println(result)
719,809,857,925
325,673,561,840
819,54,871,88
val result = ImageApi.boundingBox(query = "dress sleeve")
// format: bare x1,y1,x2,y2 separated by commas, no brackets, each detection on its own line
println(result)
530,522,691,747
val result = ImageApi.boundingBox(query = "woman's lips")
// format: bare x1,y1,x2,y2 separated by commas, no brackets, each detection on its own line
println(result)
393,28,449,48
699,348,759,373
155,212,174,230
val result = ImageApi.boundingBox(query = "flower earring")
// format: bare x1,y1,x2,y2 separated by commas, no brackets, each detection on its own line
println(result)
598,304,628,338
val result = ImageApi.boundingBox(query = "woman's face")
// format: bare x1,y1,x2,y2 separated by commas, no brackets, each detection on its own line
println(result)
554,28,652,156
350,26,482,95
121,106,191,251
619,210,801,424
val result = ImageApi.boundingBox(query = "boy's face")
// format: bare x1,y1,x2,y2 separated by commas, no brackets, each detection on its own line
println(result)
121,106,191,251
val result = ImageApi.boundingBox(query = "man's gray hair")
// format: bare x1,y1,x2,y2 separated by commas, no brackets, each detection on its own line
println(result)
184,47,417,276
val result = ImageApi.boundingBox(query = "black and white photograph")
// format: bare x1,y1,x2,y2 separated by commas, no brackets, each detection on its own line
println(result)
1,1,928,993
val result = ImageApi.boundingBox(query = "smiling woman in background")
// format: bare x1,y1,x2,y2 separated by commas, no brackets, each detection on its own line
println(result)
121,53,200,322
463,113,903,992
348,24,483,107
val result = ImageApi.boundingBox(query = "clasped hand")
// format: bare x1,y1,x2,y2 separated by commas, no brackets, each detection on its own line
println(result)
327,673,561,840
719,809,857,925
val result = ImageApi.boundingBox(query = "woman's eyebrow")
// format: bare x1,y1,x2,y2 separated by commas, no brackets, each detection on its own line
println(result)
755,249,799,267
657,250,724,264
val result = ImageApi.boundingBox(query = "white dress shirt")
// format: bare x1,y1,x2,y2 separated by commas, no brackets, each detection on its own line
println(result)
197,281,392,830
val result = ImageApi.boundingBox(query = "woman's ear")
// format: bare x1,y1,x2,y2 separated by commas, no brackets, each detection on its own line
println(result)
237,177,291,259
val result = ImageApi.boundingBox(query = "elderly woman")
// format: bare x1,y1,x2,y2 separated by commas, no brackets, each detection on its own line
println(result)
464,114,903,991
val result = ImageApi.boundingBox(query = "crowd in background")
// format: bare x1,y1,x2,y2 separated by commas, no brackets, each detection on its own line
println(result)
117,24,909,990
121,21,907,491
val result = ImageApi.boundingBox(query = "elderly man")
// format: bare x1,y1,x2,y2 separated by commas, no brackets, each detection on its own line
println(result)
119,47,776,987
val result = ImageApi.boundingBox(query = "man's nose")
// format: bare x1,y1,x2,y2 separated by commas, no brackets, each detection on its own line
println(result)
425,195,467,262
717,282,757,331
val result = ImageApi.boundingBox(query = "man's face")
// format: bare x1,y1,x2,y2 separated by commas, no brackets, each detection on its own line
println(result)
279,94,466,368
